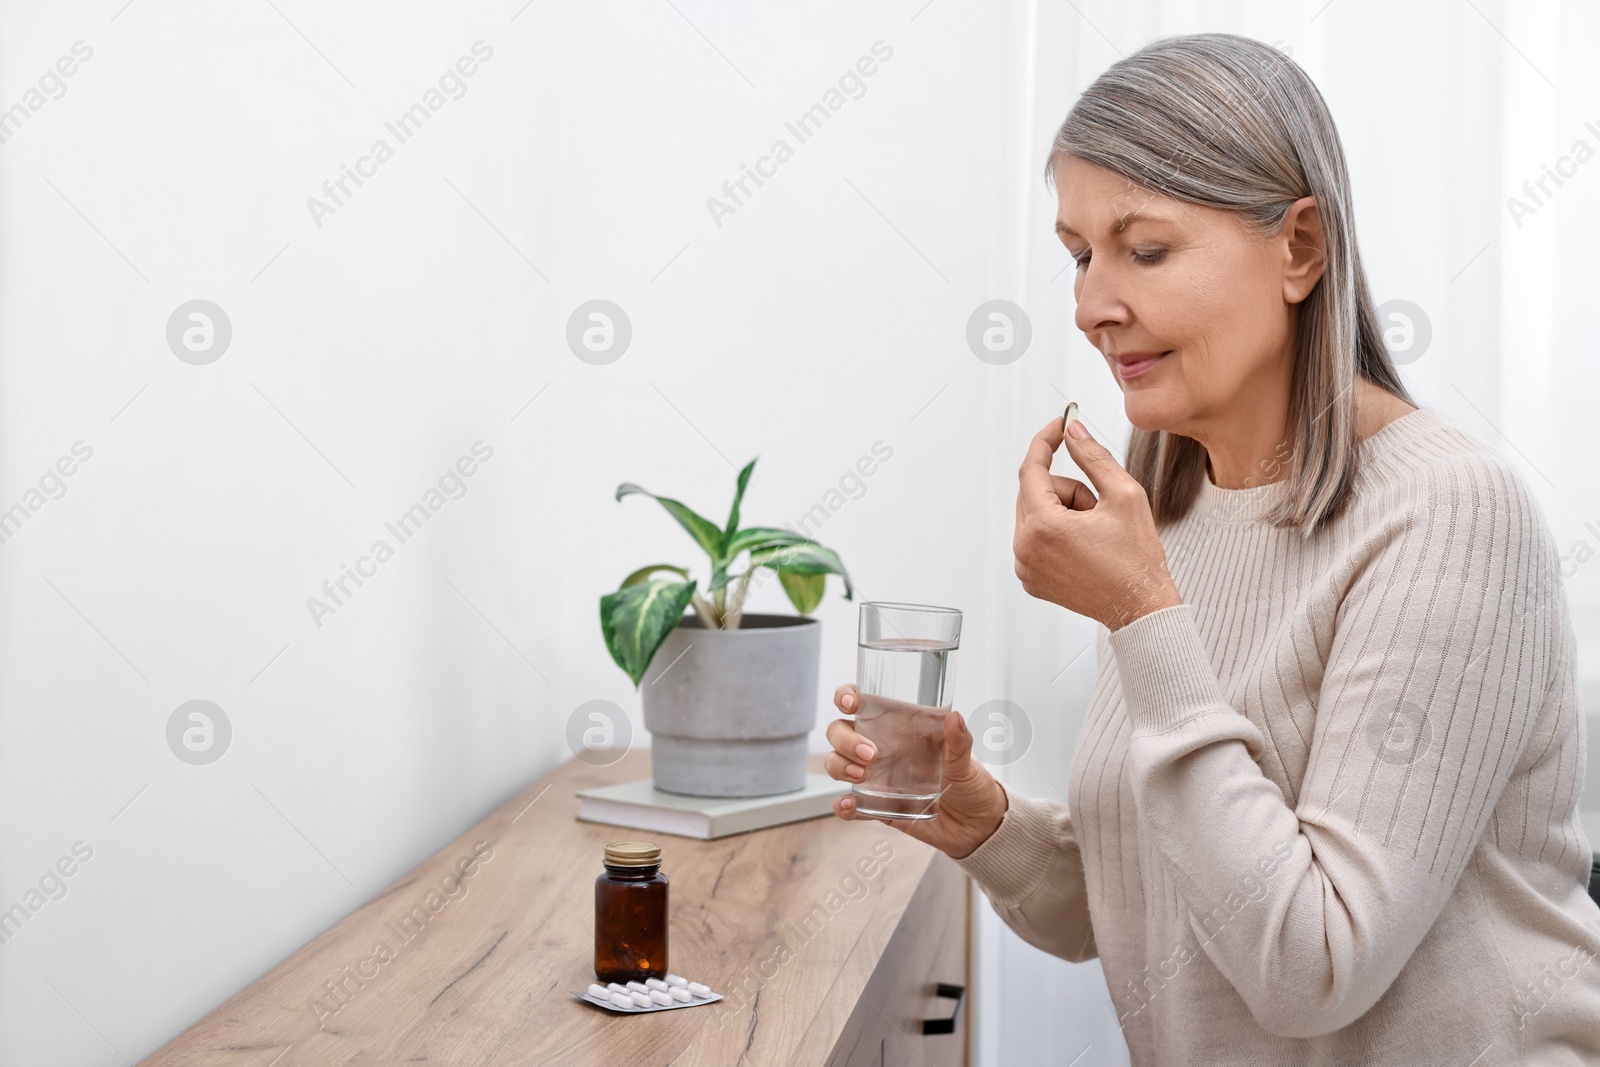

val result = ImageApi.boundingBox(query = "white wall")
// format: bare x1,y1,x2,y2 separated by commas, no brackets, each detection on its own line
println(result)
0,1,1033,1062
0,1,1593,1064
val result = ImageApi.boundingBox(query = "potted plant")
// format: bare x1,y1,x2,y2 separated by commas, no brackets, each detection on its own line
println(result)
599,458,853,797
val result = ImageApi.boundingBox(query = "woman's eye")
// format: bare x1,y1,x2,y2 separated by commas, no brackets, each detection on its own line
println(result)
1072,249,1165,269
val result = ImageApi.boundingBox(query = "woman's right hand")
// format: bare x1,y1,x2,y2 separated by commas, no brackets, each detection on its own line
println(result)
823,683,1009,860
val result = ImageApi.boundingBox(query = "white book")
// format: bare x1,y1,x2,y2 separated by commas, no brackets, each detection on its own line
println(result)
575,774,850,840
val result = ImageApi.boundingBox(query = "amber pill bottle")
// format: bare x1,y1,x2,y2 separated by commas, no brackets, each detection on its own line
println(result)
594,841,668,982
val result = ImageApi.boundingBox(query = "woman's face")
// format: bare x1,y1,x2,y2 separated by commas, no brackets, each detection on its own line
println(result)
1052,155,1321,436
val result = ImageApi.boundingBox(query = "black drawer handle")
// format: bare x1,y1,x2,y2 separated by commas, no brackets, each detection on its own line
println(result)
922,982,965,1035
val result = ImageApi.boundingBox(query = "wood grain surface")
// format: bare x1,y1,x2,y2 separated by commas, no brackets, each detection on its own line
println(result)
142,749,955,1066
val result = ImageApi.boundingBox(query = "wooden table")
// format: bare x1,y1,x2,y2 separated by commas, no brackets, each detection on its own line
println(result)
143,750,971,1066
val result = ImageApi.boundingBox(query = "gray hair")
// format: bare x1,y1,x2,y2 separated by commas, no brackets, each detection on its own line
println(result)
1045,32,1414,534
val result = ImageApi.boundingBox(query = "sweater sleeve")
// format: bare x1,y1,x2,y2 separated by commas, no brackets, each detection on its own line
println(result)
1110,457,1562,1038
952,785,1097,962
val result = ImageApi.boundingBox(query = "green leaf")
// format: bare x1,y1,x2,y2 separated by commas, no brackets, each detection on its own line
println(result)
723,525,808,559
706,526,808,593
710,528,809,593
616,483,725,562
776,569,826,614
599,577,697,687
725,458,757,541
749,541,854,600
620,564,690,588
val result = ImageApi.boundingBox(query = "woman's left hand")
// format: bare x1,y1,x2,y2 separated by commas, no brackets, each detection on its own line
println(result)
1013,414,1184,630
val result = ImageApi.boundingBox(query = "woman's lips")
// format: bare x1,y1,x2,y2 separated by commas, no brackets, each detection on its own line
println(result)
1116,351,1171,380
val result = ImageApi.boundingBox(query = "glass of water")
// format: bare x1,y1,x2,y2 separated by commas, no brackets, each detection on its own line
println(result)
852,601,962,820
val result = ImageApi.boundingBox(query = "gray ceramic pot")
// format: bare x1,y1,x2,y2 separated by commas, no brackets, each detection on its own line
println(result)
639,613,821,797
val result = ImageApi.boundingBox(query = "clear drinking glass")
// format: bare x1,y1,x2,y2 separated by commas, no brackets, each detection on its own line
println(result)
852,602,962,820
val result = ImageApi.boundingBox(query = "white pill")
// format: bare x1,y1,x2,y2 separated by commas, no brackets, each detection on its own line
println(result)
645,978,669,991
609,992,632,1009
650,989,673,1005
588,983,609,999
688,981,712,998
630,991,651,1007
626,981,648,992
665,973,689,988
606,982,628,993
670,986,691,1002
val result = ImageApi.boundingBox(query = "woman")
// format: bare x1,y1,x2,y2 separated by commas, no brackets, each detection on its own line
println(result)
825,33,1600,1065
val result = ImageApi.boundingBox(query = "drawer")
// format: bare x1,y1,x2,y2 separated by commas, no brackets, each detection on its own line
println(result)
827,852,970,1067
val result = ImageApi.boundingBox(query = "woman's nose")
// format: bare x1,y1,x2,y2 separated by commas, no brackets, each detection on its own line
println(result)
1073,262,1129,337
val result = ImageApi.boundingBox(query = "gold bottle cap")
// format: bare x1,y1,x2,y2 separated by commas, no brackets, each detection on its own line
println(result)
604,841,662,867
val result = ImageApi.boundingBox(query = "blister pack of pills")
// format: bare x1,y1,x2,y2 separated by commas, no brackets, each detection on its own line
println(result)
571,973,724,1014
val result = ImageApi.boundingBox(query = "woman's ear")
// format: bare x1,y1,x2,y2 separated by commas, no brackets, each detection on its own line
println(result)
1281,195,1327,304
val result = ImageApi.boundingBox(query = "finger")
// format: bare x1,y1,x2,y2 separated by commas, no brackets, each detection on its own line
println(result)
834,794,890,824
1017,418,1068,521
941,710,991,784
823,751,867,782
825,717,878,763
833,683,859,716
1048,474,1098,511
1059,414,1128,497
944,709,972,767
836,797,904,830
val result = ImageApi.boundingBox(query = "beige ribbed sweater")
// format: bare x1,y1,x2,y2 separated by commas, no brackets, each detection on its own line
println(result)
957,407,1600,1065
